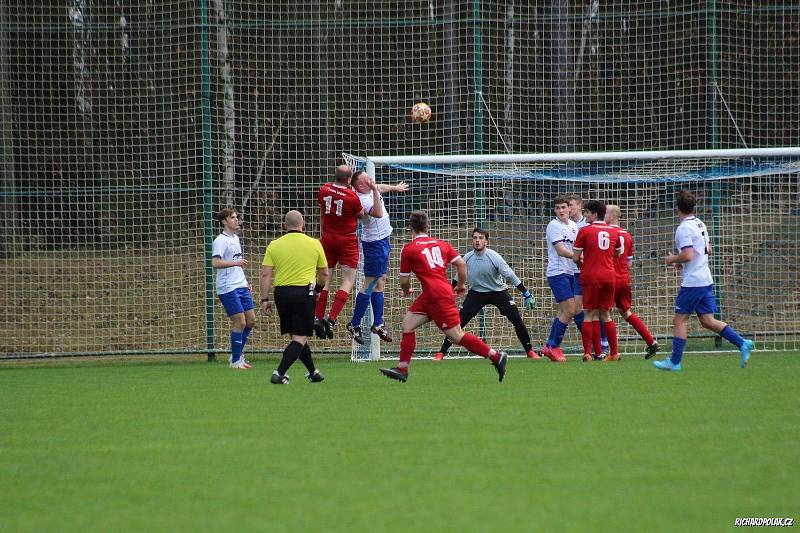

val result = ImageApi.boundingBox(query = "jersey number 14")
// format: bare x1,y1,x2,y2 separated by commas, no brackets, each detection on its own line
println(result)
421,246,444,268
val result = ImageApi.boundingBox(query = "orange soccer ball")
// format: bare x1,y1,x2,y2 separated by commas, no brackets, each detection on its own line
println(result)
410,102,432,124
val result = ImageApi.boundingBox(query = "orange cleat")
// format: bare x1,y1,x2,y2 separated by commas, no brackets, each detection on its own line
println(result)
604,353,621,362
526,349,542,360
540,345,567,363
432,352,445,361
582,353,592,362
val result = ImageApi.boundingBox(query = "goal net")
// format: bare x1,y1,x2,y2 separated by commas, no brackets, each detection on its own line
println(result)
346,149,800,359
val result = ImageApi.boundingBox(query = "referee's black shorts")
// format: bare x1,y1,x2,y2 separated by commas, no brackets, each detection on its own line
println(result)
274,285,315,336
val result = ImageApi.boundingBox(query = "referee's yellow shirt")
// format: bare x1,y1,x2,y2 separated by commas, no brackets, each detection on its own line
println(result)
262,231,328,287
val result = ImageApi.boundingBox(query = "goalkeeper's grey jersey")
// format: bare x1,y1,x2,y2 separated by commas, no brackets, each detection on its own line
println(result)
463,248,521,292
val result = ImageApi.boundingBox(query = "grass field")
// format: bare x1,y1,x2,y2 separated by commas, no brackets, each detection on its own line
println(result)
2,352,799,532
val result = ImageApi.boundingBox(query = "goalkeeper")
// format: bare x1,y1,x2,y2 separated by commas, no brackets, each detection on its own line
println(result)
434,228,537,360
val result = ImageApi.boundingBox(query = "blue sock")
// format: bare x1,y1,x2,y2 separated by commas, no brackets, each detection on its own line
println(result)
720,325,745,349
371,291,385,326
350,292,371,327
599,320,608,347
553,319,569,347
671,337,687,365
574,311,584,333
231,331,244,363
546,318,559,346
242,326,252,347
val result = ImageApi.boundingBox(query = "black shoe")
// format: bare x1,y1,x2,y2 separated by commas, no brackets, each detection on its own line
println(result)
347,323,365,345
307,369,325,383
370,324,393,343
379,367,407,383
323,317,335,339
313,318,327,339
492,352,508,382
270,372,290,385
645,341,660,359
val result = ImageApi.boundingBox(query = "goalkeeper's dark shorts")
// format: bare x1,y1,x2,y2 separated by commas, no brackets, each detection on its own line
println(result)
459,289,521,325
274,285,316,336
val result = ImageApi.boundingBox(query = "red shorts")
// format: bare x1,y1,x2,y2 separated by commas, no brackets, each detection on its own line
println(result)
614,281,632,312
582,282,615,310
320,233,359,269
408,292,461,331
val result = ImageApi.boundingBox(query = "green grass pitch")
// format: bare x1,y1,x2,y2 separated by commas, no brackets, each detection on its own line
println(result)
2,352,799,531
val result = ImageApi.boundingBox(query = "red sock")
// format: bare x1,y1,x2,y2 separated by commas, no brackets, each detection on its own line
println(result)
580,322,593,355
605,320,619,355
591,321,602,356
328,290,349,321
625,313,655,346
458,332,493,359
315,289,329,320
399,332,415,372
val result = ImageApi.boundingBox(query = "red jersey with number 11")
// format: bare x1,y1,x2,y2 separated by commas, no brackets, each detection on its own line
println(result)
573,221,622,284
317,182,363,236
399,235,461,300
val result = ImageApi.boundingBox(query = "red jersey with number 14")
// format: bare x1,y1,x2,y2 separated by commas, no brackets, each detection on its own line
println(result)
317,182,363,236
573,221,622,284
399,235,461,300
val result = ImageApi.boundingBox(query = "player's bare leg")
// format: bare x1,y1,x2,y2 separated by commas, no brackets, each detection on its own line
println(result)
380,311,429,382
446,325,508,382
697,313,754,367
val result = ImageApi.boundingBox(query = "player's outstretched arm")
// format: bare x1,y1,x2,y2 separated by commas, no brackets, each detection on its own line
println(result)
377,181,409,194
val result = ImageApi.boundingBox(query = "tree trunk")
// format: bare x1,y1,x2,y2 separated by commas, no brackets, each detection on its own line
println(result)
213,0,236,207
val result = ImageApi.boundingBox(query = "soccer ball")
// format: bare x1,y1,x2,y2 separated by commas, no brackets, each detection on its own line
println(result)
410,102,432,124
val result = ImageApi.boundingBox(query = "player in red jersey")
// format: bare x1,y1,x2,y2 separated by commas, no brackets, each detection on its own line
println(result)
604,204,659,359
572,200,623,361
379,210,508,383
315,165,383,339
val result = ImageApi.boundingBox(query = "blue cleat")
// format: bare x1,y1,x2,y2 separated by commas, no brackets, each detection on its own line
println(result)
653,358,682,372
739,339,754,368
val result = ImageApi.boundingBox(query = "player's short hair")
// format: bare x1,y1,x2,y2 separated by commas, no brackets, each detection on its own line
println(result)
216,207,236,224
471,227,489,239
676,190,696,214
553,195,569,206
583,200,606,219
351,170,367,187
565,193,583,205
409,210,429,232
334,165,353,184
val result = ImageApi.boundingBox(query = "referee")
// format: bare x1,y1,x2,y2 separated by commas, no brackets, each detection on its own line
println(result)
260,210,329,384
434,227,537,360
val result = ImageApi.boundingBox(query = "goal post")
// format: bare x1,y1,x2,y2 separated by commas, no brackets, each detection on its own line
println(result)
348,148,800,360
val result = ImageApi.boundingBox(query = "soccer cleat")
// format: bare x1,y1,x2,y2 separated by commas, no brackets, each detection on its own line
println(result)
739,339,754,368
645,341,660,359
432,352,445,361
379,367,408,383
230,359,249,370
370,324,393,343
582,353,592,362
540,345,567,363
492,352,508,382
592,353,607,361
270,371,290,384
306,369,325,383
526,349,541,360
604,353,621,362
323,317,335,339
313,318,327,339
347,323,365,345
241,357,253,369
653,358,681,372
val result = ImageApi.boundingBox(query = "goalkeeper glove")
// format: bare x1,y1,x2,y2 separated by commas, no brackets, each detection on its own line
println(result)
522,290,535,310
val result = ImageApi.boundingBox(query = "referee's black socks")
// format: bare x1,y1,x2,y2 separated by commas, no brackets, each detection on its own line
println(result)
298,344,316,375
277,340,304,376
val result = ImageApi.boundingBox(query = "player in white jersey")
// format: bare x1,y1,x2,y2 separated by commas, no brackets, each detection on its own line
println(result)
346,170,408,344
567,193,608,356
211,208,255,369
539,196,579,362
653,190,754,371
